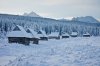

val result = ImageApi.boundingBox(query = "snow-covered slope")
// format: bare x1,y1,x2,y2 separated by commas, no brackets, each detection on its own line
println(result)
58,18,71,21
0,37,100,66
72,16,100,23
23,11,40,17
58,17,74,21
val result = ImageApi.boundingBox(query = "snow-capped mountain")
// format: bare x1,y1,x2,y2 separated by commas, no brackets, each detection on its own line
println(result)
59,16,100,23
72,16,100,23
58,17,74,21
23,11,40,17
58,18,70,21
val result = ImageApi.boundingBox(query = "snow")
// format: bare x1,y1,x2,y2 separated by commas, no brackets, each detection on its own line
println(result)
0,56,16,66
83,32,90,35
48,32,59,37
15,25,27,34
37,30,48,37
27,28,39,38
71,32,78,35
7,31,31,38
7,25,31,38
0,14,100,39
62,33,69,36
23,11,40,17
0,37,100,66
72,16,99,23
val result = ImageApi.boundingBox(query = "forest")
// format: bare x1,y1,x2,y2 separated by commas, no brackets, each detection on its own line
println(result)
0,14,100,38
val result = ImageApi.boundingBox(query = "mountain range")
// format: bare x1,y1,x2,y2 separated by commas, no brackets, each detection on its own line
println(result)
72,16,99,23
59,16,100,23
23,11,100,23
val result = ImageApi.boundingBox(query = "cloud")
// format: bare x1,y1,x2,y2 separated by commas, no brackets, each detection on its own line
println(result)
38,0,66,6
0,0,100,19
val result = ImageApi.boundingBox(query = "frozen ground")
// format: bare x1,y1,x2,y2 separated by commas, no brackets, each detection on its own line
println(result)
0,37,100,66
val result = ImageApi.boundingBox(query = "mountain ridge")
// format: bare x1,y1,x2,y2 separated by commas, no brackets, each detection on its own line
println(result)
72,16,100,23
58,16,100,23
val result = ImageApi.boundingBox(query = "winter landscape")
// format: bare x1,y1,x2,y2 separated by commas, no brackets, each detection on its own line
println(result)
0,13,100,66
0,37,100,66
0,0,100,66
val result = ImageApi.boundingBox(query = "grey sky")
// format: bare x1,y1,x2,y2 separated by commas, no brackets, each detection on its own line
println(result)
0,0,100,20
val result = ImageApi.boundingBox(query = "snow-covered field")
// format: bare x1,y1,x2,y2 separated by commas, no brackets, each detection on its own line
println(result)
0,37,100,66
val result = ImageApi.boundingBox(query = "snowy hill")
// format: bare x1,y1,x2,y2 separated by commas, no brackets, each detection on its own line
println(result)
72,16,100,23
23,11,40,17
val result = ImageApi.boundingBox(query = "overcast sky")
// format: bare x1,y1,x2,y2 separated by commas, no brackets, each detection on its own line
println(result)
0,0,100,20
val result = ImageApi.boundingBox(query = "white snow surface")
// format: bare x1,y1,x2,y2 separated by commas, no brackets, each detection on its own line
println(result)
71,32,78,35
83,32,90,35
7,31,32,38
48,32,59,37
7,25,31,38
38,30,48,37
0,37,100,66
62,33,69,36
27,28,39,38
